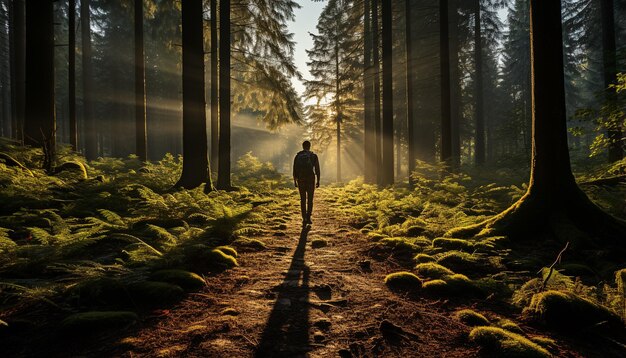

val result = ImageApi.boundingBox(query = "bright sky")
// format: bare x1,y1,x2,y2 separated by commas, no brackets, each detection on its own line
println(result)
288,0,325,98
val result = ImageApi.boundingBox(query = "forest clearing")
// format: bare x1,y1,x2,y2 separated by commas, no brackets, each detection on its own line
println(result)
1,0,626,356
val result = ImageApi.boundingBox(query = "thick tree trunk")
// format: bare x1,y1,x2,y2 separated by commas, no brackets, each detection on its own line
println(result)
210,0,219,174
81,0,97,160
363,0,376,184
600,0,623,163
474,0,485,165
68,0,77,150
448,0,460,170
439,0,452,165
135,0,147,161
372,0,382,186
216,0,232,190
23,0,55,163
448,0,626,244
405,0,415,186
11,0,24,143
381,0,394,186
175,0,211,190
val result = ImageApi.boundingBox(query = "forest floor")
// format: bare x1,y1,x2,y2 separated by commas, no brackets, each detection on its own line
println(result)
42,188,614,358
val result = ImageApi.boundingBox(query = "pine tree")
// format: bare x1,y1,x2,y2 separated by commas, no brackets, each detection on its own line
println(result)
305,0,362,183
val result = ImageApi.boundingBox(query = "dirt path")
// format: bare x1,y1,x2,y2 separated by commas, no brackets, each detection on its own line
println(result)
98,189,476,357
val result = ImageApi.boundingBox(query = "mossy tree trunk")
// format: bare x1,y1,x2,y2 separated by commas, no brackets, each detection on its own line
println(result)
9,0,25,143
24,0,55,169
448,0,626,244
175,0,212,190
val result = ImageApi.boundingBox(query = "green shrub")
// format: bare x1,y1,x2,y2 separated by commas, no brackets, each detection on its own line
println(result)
182,245,238,273
60,311,138,334
469,326,551,358
432,238,474,251
526,290,620,330
415,262,454,279
384,271,422,293
454,309,490,327
150,270,206,291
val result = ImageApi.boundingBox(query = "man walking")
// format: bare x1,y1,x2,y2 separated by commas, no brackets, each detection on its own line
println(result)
293,141,321,226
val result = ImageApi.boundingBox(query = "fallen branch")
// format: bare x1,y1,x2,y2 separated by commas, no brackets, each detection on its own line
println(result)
540,242,569,291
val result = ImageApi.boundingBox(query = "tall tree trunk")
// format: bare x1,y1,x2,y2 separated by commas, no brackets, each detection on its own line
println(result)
176,0,212,190
11,0,24,143
68,0,77,150
24,0,55,154
372,0,382,185
439,0,452,166
216,0,231,190
363,0,376,183
405,0,415,186
135,0,147,161
449,0,461,170
381,0,394,186
474,0,485,165
81,0,96,160
600,0,623,163
335,27,342,183
210,0,219,173
449,0,626,243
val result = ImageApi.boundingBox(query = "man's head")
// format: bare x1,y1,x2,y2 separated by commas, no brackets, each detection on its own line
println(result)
302,140,311,150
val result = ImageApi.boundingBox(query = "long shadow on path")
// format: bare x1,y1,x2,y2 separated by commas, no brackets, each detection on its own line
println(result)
255,225,311,357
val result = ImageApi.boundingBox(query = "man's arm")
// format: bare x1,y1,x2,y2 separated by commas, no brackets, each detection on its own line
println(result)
314,154,321,187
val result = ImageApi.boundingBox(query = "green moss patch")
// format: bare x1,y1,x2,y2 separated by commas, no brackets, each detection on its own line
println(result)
215,246,238,258
498,319,524,334
60,311,138,334
127,281,185,307
422,274,483,298
311,239,328,249
415,253,436,263
436,251,489,275
469,326,551,358
384,271,422,293
372,237,422,257
454,309,490,327
183,244,239,272
432,238,474,251
415,262,454,279
231,237,267,252
150,270,206,291
526,290,620,330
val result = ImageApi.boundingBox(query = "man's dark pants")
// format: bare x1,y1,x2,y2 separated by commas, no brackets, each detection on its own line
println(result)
297,177,315,221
